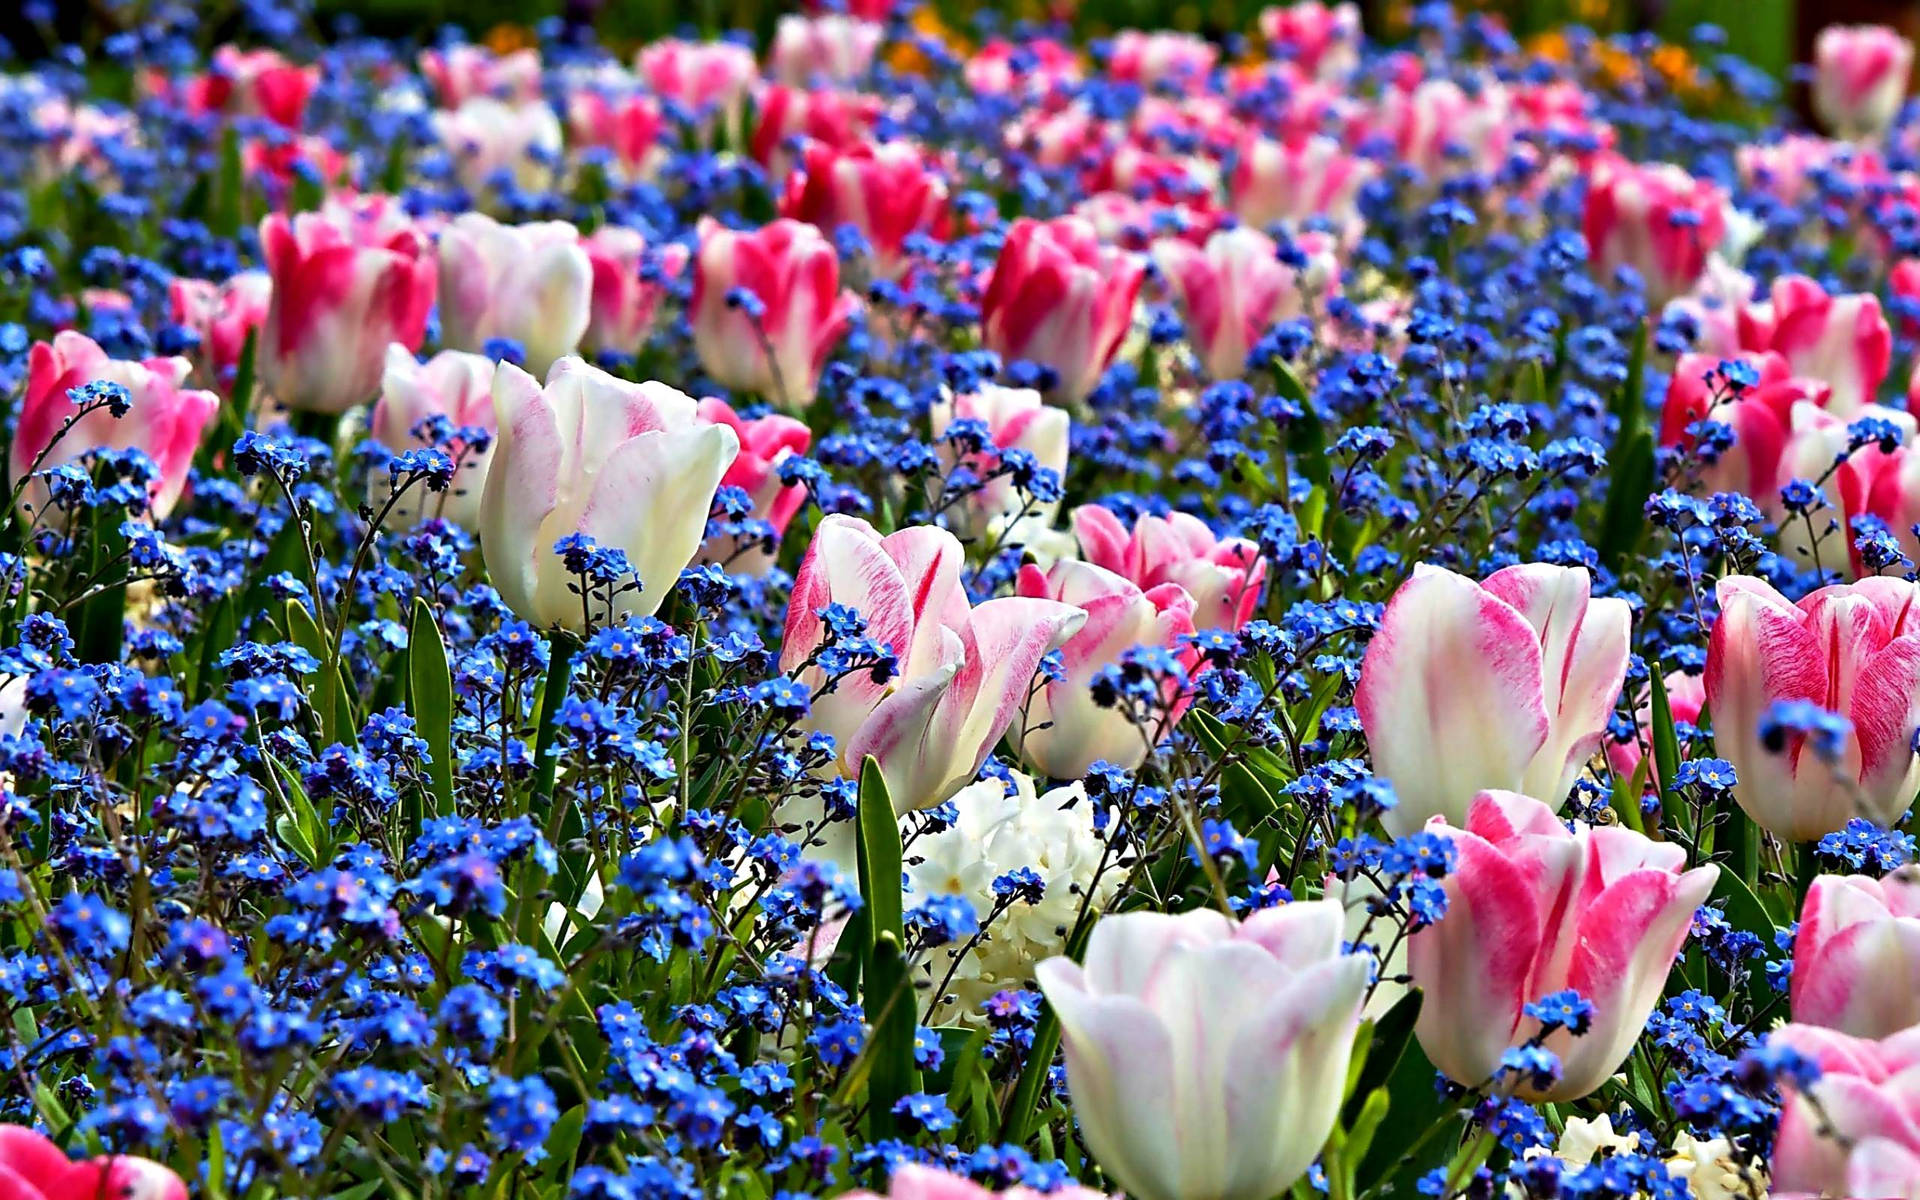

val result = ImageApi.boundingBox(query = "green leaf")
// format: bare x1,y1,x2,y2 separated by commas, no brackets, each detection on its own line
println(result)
1597,425,1655,573
854,758,919,1137
74,505,127,666
211,125,244,240
407,597,456,820
1276,359,1331,492
284,599,353,746
855,757,905,947
1649,665,1685,835
1342,989,1422,1127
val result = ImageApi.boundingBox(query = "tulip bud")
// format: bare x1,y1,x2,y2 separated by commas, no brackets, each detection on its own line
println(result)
1105,30,1218,92
0,1124,188,1200
419,44,543,107
927,385,1071,540
566,90,670,180
1229,134,1373,238
1152,226,1338,380
635,39,757,142
478,358,739,632
689,217,856,408
1765,1022,1920,1195
1792,871,1920,1038
693,397,811,575
581,227,688,361
1605,670,1706,788
1657,350,1828,510
370,345,500,529
167,270,271,394
770,14,882,86
1256,2,1362,80
1813,25,1915,141
1737,274,1892,418
1034,903,1368,1200
432,97,563,194
848,1164,1111,1200
779,140,949,280
1583,153,1728,307
436,213,593,377
981,218,1146,406
1070,504,1266,634
1355,563,1631,835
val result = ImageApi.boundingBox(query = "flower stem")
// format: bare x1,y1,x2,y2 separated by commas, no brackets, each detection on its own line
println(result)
531,629,579,810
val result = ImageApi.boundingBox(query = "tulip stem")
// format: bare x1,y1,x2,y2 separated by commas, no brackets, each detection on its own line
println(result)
531,629,580,809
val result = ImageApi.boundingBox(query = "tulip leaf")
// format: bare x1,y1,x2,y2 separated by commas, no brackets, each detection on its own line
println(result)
212,124,243,240
1342,989,1422,1128
407,597,457,820
284,598,353,746
1356,1035,1456,1195
1649,666,1686,836
74,502,126,666
855,757,919,1138
1597,424,1654,573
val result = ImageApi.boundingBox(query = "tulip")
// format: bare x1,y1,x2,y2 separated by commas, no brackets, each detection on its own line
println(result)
174,46,317,129
1605,669,1706,788
1014,560,1198,778
927,384,1071,539
1774,399,1916,571
419,44,543,107
1070,504,1266,633
779,140,950,280
431,97,563,194
1407,790,1719,1101
10,333,218,523
694,397,811,574
257,197,437,415
964,38,1082,97
1656,349,1830,509
1354,563,1631,836
1813,25,1915,141
1256,2,1361,80
436,212,593,377
1792,871,1920,1037
848,1164,1110,1200
980,217,1146,406
566,90,669,180
1034,903,1369,1200
1371,78,1513,181
1847,1137,1920,1198
168,270,271,393
1766,1022,1920,1195
689,217,856,407
747,86,883,179
1105,31,1218,92
1152,226,1338,380
1705,575,1920,840
1894,257,1920,339
369,345,500,529
1582,153,1728,307
778,515,1084,811
479,358,739,631
1737,274,1892,418
770,15,883,86
1229,134,1374,238
0,1124,186,1200
581,226,689,360
1830,439,1920,575
1735,134,1883,206
634,39,757,135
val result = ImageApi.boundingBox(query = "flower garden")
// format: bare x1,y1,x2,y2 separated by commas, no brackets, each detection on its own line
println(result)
3,2,1920,1198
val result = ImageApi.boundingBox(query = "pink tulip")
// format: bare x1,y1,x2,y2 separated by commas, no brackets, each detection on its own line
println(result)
1034,903,1369,1200
1509,80,1612,155
634,39,757,133
0,1124,186,1200
694,397,811,574
1229,134,1374,238
1736,274,1892,418
582,226,689,360
778,515,1085,810
1705,575,1920,840
1070,504,1266,633
770,15,882,86
436,212,593,376
257,197,437,414
779,140,949,280
241,133,348,199
1736,135,1885,206
1605,669,1706,788
370,346,500,529
1582,153,1728,307
1354,564,1631,835
168,270,271,393
1766,1022,1920,1195
1014,559,1198,778
10,333,218,523
848,1164,1110,1200
172,46,317,129
567,90,670,180
980,217,1146,406
964,39,1082,97
479,358,739,631
1846,1136,1920,1197
1370,78,1513,182
1656,349,1830,508
1408,790,1718,1102
1792,872,1920,1037
1256,2,1361,80
1814,25,1914,140
927,384,1071,538
1832,439,1920,574
1152,226,1338,380
748,87,883,179
1662,253,1757,358
431,98,563,194
1777,399,1914,553
419,44,543,107
1106,31,1218,92
689,217,857,407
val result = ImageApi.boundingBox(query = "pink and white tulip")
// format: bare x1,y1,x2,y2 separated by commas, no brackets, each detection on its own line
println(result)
1152,226,1338,380
1071,505,1266,633
771,15,883,87
1792,871,1920,1038
1229,134,1374,238
10,333,218,522
370,346,500,529
432,97,563,194
1736,274,1892,418
964,39,1082,98
1354,564,1631,836
980,217,1146,406
582,226,688,359
1813,25,1915,141
778,515,1085,810
689,217,857,407
435,213,593,377
0,1124,187,1200
928,385,1071,539
748,86,883,178
1105,31,1218,92
1014,560,1198,778
1256,2,1361,80
1370,78,1513,182
1663,253,1757,358
479,358,739,631
419,44,543,107
257,197,437,414
1705,575,1920,840
694,397,811,575
635,39,757,135
165,46,317,129
1408,790,1718,1101
1034,903,1368,1200
567,90,670,180
1657,349,1830,510
779,140,949,280
1582,153,1728,308
1766,1022,1920,1195
168,270,271,393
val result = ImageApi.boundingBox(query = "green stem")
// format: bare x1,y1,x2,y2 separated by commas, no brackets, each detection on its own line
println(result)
531,630,580,811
